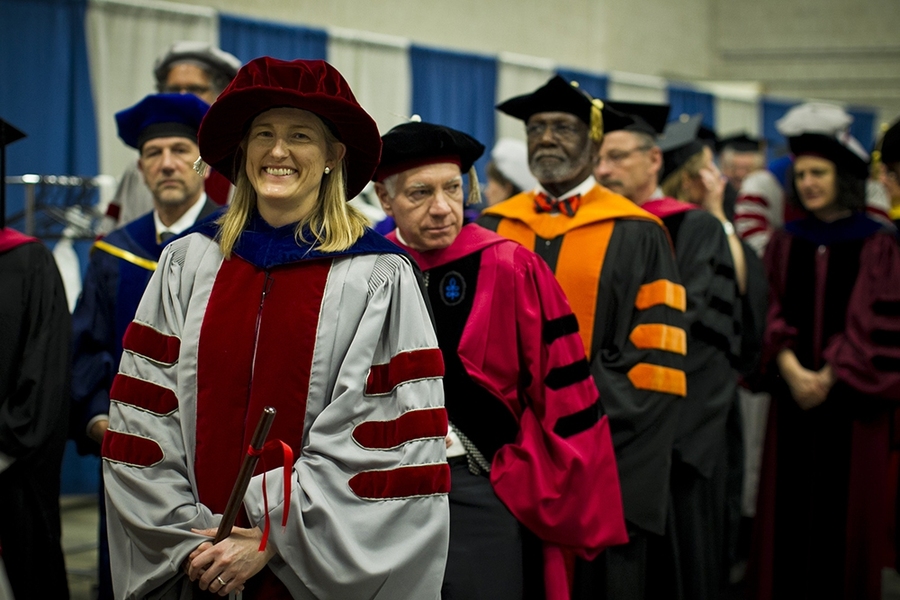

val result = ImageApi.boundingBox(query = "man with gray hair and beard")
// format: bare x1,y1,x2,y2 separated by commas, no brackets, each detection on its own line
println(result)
479,76,687,599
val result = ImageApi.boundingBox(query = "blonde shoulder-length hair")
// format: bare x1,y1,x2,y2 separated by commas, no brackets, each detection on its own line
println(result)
216,122,369,258
660,148,707,202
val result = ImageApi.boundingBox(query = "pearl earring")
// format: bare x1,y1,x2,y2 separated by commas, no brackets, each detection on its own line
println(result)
324,166,331,174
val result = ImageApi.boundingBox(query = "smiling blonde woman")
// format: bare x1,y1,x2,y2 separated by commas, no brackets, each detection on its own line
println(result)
101,57,450,600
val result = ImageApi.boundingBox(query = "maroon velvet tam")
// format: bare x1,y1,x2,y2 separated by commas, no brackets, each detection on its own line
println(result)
198,57,381,199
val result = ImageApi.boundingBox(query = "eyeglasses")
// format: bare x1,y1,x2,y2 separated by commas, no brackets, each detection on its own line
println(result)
598,146,652,166
162,84,212,96
525,122,582,140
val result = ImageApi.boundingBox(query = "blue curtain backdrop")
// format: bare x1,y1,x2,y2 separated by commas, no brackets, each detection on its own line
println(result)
847,107,876,153
0,0,98,219
667,85,716,130
556,68,608,101
410,46,498,180
760,98,799,162
0,0,100,495
219,13,328,64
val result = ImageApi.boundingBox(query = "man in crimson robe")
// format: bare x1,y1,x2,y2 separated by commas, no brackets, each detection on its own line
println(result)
374,120,628,600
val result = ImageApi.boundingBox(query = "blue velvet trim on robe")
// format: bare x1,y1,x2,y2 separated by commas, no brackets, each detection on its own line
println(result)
784,212,885,246
192,211,406,270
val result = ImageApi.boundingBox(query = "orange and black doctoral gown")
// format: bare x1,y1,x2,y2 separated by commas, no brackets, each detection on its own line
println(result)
479,182,687,539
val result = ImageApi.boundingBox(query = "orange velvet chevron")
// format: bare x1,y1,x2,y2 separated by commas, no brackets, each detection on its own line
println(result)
634,279,686,312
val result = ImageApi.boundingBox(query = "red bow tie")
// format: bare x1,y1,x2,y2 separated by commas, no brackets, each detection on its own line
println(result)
534,192,581,217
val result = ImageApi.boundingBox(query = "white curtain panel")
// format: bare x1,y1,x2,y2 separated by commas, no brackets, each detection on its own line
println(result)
327,29,411,135
495,53,556,142
715,97,761,138
709,83,762,138
86,0,218,180
607,71,668,104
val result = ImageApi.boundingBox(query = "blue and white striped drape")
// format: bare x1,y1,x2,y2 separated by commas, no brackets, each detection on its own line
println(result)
410,45,498,179
668,84,717,130
556,68,609,101
0,0,884,493
219,14,328,64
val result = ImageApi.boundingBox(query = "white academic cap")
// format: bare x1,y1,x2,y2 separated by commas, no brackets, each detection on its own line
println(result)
154,41,242,84
491,138,538,192
775,102,853,137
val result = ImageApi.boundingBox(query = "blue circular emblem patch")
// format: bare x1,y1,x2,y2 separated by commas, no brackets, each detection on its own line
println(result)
439,271,466,306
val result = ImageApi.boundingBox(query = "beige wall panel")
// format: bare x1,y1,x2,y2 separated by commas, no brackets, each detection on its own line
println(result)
163,0,898,128
599,0,713,80
713,0,900,121
176,0,602,70
607,71,667,103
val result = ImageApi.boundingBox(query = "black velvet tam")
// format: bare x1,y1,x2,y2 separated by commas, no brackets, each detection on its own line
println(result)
375,121,485,182
789,133,869,180
717,133,763,153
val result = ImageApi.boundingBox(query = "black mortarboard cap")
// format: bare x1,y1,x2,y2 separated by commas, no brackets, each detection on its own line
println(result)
1,118,27,229
788,133,869,180
496,75,608,142
602,101,670,137
717,133,763,153
879,119,900,165
0,119,26,148
698,123,718,148
497,75,592,125
658,114,707,182
116,93,209,150
374,121,485,182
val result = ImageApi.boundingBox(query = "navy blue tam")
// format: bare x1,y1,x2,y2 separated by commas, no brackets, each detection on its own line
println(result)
116,93,209,150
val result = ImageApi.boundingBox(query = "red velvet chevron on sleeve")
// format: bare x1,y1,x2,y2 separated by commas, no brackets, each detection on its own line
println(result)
349,463,451,500
109,374,178,416
102,430,164,467
352,407,448,449
365,348,444,395
122,321,180,364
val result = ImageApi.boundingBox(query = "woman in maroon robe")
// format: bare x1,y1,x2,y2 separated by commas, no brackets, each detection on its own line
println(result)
751,131,900,599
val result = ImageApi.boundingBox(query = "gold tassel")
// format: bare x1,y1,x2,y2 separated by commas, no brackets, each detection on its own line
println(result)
193,156,209,177
871,121,890,177
467,166,482,206
570,80,604,143
590,98,605,143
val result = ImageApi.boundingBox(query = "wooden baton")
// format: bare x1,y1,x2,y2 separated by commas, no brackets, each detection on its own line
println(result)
213,406,277,544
